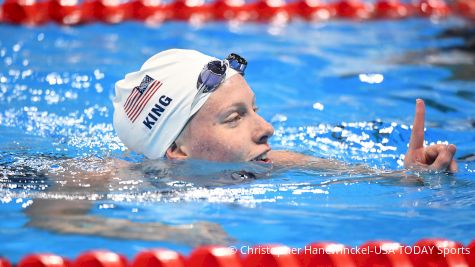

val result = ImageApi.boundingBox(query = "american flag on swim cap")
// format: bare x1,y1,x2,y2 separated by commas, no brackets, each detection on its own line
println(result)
123,75,162,122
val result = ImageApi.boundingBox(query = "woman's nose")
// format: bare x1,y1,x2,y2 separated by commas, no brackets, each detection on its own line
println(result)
254,114,274,144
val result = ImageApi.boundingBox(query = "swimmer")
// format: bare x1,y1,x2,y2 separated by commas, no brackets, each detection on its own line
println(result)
113,49,457,173
23,49,458,247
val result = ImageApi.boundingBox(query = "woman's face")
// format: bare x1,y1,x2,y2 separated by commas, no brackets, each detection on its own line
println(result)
171,74,274,162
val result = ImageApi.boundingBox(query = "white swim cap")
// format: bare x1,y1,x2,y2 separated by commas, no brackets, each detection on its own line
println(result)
113,49,239,159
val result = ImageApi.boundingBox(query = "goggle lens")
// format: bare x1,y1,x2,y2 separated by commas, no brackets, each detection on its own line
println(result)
226,53,247,76
193,53,247,108
197,60,227,93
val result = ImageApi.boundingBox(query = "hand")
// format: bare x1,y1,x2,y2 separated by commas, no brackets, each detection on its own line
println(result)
404,99,457,172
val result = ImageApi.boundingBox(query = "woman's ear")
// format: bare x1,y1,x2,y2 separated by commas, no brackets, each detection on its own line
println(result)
165,142,188,160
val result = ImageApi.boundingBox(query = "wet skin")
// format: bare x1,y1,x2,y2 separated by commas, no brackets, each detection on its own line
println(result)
166,74,274,163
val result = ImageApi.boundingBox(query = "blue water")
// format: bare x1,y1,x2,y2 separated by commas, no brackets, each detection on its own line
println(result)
1,18,475,263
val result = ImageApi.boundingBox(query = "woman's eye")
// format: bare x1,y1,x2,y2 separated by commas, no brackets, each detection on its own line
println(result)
253,107,259,113
228,115,241,122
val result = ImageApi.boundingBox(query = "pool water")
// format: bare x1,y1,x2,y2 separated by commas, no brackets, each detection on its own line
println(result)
1,17,475,263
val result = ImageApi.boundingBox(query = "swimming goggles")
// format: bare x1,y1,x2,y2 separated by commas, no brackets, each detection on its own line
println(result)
191,53,247,108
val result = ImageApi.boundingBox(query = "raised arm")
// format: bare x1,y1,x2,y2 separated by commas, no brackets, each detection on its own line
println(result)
268,99,457,177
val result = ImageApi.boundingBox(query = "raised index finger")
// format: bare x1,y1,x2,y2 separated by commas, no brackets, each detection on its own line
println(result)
408,99,425,150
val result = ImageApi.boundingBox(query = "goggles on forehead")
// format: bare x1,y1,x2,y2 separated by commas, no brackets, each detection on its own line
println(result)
197,53,247,92
191,53,247,108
